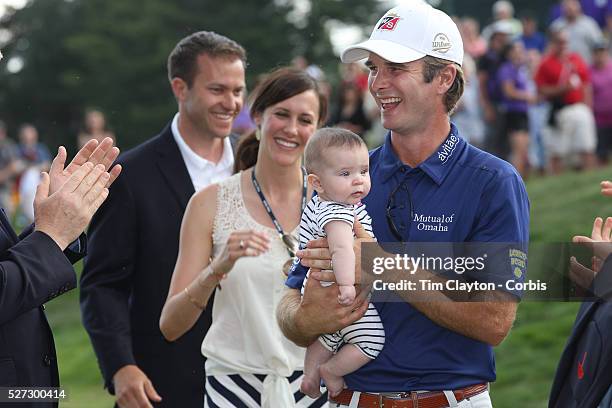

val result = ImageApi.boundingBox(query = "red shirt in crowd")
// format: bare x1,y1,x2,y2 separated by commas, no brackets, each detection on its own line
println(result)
535,52,590,105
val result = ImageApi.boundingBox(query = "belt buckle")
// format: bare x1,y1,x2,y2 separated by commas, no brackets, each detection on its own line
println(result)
380,392,407,398
379,392,411,408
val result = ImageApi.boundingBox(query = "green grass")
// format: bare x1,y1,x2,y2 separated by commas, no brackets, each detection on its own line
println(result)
492,165,612,407
42,166,612,407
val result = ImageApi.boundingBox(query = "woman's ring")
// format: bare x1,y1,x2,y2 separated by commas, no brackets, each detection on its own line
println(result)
239,240,245,249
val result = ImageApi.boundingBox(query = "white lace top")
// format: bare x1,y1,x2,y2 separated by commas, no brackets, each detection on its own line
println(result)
201,172,305,406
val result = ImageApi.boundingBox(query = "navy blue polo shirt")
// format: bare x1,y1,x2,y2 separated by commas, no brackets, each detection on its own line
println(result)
286,123,530,392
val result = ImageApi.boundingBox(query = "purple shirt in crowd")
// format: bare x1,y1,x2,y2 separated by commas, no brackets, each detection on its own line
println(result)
550,0,612,28
497,62,530,113
591,60,612,127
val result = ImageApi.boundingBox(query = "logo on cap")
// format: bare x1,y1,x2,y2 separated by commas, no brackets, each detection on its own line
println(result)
432,33,452,53
377,13,400,31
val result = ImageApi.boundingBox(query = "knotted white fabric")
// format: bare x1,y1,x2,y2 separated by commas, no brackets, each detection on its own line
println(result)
262,374,295,408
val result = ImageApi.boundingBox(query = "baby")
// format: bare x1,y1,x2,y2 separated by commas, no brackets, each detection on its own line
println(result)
299,127,384,398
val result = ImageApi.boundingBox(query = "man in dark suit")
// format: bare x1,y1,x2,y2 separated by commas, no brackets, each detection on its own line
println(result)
549,181,612,408
0,137,121,407
549,287,612,408
79,31,246,408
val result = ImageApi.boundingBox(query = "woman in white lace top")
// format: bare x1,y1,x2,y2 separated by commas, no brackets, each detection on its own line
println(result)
160,67,329,407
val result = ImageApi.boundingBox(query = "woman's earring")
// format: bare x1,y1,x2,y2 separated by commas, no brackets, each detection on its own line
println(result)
255,129,261,141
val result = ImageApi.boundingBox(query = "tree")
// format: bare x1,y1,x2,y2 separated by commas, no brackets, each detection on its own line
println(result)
0,0,381,149
291,0,384,75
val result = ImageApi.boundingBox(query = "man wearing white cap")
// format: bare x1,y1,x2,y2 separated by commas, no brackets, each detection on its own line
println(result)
279,2,530,407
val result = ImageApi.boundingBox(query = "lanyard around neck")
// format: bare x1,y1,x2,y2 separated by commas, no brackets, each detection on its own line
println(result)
251,167,307,244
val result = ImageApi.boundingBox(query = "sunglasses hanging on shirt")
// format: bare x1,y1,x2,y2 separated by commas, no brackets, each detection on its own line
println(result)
251,167,307,276
386,177,414,242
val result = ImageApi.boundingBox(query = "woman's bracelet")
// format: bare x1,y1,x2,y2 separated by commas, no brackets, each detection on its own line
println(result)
183,286,205,310
198,264,224,290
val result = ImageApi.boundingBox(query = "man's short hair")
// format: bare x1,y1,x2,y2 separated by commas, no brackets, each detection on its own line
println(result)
422,56,465,114
167,31,246,87
304,127,366,174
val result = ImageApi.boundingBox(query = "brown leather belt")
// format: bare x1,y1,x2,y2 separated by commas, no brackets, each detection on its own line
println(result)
329,383,488,408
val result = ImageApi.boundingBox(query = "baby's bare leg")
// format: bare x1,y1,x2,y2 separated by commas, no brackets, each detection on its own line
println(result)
320,344,371,397
301,340,333,398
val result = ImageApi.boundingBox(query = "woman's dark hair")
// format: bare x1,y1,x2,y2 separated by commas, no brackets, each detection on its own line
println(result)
233,67,328,173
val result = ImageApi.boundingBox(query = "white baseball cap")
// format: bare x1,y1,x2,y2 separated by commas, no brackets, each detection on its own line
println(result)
341,1,463,66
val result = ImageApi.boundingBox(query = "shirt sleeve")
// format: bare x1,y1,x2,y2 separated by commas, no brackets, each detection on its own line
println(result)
465,170,530,298
285,258,309,289
355,204,375,239
0,231,76,325
286,203,356,290
316,201,355,230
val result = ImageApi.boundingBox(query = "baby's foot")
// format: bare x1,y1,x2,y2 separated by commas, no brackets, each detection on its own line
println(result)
319,364,346,398
300,376,322,399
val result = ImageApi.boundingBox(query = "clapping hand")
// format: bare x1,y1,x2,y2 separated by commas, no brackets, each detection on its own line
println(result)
34,138,123,250
571,217,612,294
49,137,121,196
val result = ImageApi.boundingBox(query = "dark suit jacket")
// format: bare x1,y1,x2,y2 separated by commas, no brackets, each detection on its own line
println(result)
0,216,83,408
80,124,239,407
549,257,612,408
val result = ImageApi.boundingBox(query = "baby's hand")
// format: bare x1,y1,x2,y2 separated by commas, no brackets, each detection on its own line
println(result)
338,285,356,305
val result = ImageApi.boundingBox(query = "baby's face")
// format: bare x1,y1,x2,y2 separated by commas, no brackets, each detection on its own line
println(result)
316,145,370,205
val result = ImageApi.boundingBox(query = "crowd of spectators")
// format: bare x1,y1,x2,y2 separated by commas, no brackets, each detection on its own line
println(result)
0,109,115,226
234,0,612,181
4,0,612,223
447,0,611,178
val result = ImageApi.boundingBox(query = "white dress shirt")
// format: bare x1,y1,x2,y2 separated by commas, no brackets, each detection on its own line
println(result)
171,113,234,192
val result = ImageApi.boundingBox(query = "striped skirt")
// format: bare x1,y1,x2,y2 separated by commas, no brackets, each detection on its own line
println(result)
205,370,329,408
